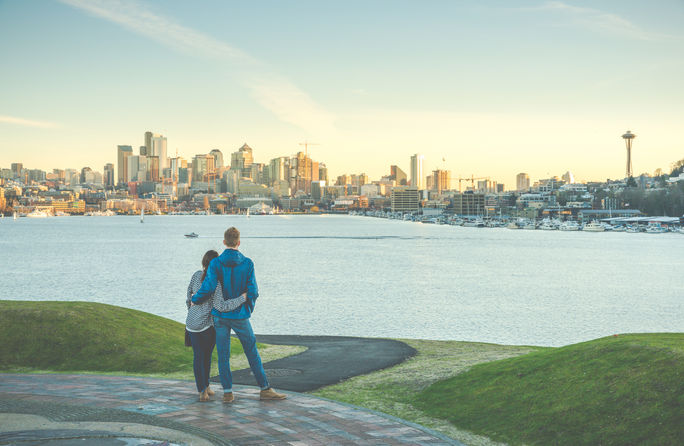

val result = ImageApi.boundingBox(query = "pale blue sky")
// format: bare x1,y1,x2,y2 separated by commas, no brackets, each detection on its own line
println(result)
1,0,683,186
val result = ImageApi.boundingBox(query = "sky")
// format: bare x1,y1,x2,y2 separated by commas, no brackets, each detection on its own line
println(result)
1,0,683,187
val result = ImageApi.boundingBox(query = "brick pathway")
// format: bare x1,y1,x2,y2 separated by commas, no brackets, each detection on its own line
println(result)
0,374,462,445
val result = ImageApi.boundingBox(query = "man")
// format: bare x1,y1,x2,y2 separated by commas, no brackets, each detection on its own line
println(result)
191,226,286,402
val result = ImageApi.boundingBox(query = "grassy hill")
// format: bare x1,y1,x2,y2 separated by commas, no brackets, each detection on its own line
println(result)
0,300,245,374
416,333,684,446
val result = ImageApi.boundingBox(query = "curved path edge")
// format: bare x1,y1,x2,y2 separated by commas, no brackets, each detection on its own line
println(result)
222,334,418,392
0,373,464,445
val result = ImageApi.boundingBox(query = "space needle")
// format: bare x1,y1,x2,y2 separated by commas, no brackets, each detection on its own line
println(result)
622,130,636,178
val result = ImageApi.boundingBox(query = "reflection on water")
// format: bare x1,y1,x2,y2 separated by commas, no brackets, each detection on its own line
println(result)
1,215,682,346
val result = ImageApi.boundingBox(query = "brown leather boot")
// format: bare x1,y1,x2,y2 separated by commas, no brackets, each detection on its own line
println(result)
260,388,287,401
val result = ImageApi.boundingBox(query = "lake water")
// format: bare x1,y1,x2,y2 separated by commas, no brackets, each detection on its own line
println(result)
1,214,682,346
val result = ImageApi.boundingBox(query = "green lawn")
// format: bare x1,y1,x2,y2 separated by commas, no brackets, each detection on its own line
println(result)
0,300,246,375
415,333,684,446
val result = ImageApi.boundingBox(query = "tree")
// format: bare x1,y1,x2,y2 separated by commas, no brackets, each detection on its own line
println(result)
626,176,637,188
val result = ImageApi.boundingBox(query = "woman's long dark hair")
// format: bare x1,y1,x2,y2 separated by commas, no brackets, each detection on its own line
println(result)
201,250,219,281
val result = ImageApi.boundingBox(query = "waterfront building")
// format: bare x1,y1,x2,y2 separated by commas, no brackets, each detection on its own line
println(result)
144,132,168,169
391,186,420,212
117,145,133,185
516,173,530,192
410,154,424,189
390,165,407,185
452,192,485,216
0,188,5,210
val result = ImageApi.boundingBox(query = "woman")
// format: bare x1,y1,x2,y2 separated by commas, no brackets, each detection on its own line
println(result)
186,250,246,401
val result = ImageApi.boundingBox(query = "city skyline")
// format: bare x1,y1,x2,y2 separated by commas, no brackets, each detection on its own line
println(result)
2,1,684,186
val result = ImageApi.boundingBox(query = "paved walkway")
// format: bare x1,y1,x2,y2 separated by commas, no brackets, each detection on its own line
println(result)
0,374,462,445
229,335,417,392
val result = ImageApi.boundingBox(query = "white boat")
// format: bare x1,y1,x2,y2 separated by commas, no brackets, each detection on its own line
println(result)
506,222,519,229
26,210,51,218
246,208,250,218
645,224,667,233
539,219,556,230
13,212,17,220
140,207,144,223
184,232,199,238
559,221,580,231
583,220,605,232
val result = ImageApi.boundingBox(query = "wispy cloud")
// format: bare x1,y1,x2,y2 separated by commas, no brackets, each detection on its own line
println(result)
538,1,674,41
0,115,59,128
58,0,336,135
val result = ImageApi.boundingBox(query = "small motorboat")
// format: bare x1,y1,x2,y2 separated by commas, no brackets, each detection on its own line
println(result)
184,232,199,238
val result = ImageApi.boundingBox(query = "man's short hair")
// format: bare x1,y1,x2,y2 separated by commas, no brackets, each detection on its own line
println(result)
224,227,240,247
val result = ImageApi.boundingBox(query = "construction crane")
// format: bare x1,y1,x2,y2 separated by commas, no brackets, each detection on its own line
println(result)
450,175,491,193
298,141,319,158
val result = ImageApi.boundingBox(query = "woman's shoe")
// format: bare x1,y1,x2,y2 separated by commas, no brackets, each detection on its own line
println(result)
206,386,215,396
199,389,210,402
223,392,235,403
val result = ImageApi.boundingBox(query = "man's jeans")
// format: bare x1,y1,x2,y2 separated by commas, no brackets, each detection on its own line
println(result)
213,316,270,392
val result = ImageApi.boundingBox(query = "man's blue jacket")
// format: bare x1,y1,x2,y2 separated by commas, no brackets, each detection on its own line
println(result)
191,248,259,319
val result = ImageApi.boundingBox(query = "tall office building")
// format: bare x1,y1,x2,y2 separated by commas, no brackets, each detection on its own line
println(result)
516,173,530,191
192,154,215,185
318,163,328,184
117,145,133,185
104,163,115,187
432,169,451,193
231,144,254,178
209,149,224,170
127,155,148,182
148,156,160,182
11,163,23,179
390,165,407,185
410,154,424,189
268,157,289,185
144,132,168,170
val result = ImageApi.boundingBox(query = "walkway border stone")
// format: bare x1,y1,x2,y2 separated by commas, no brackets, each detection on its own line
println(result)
0,374,464,445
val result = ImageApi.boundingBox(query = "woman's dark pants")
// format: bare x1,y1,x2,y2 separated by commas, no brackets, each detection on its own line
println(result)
189,326,216,393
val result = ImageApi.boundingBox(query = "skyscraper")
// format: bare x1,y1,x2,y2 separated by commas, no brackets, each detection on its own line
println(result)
410,154,424,189
432,169,451,193
117,145,133,185
104,163,115,187
144,132,168,170
209,149,224,170
390,165,407,185
516,173,530,191
192,154,215,185
231,144,254,178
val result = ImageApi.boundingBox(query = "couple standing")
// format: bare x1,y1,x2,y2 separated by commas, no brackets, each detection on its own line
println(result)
185,226,286,403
